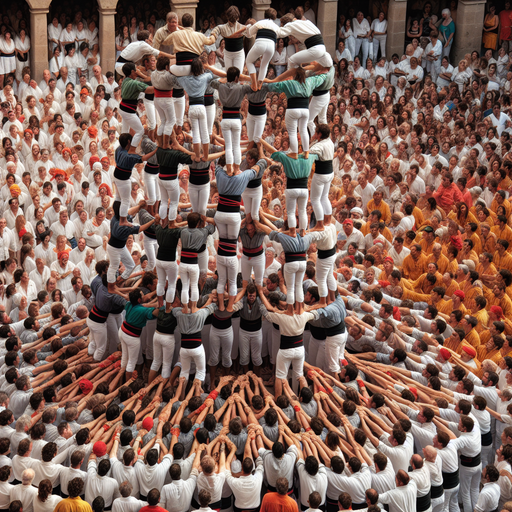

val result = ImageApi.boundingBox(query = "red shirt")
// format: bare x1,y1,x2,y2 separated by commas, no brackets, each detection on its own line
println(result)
432,183,463,210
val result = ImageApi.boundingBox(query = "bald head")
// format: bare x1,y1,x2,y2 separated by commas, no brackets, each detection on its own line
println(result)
423,445,437,462
411,454,423,469
22,468,35,484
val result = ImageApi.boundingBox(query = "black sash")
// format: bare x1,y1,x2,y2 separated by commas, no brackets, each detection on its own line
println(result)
189,96,205,106
460,453,481,467
285,252,306,263
181,331,202,349
240,317,262,331
225,37,244,52
217,194,242,212
121,321,142,338
256,29,277,42
318,246,336,259
416,491,431,512
315,159,333,174
431,484,444,499
287,97,309,109
280,333,303,349
442,469,459,489
305,34,324,48
218,238,238,257
176,51,199,65
89,305,109,324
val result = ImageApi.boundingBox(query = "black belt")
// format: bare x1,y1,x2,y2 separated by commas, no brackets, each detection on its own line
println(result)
222,107,241,120
280,333,303,349
173,88,185,98
247,177,262,188
234,506,260,512
190,165,210,185
325,497,338,512
240,317,262,332
285,252,306,263
117,55,129,63
442,469,459,489
242,245,264,258
108,235,127,249
267,484,293,494
2,52,15,58
89,305,109,324
315,159,333,175
352,504,367,511
114,164,133,180
416,491,431,512
189,96,205,106
159,164,178,180
325,320,346,336
305,34,324,48
309,324,326,340
121,321,142,338
144,93,154,101
481,430,492,446
287,97,309,109
460,453,481,467
212,313,233,330
318,246,336,259
225,37,244,52
181,331,202,349
256,29,277,42
217,194,242,213
287,177,308,188
431,484,444,499
181,249,198,264
204,93,214,106
176,51,199,65
145,162,159,175
248,101,266,116
120,99,138,113
312,88,329,97
218,237,238,257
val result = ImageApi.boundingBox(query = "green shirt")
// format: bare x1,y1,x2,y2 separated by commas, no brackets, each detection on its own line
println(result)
121,77,148,100
124,302,156,328
267,74,326,98
271,152,318,179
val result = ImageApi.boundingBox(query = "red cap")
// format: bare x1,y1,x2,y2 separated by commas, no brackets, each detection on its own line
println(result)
142,417,154,431
393,306,401,321
453,290,465,299
439,348,451,360
378,280,391,287
79,379,93,394
462,345,477,357
408,387,418,399
100,156,109,163
343,219,353,225
490,305,504,319
89,155,100,164
384,256,394,263
93,441,107,457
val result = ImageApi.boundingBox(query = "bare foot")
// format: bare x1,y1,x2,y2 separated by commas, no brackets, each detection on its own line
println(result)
107,283,116,294
288,152,298,160
311,224,325,231
182,304,189,314
119,219,133,227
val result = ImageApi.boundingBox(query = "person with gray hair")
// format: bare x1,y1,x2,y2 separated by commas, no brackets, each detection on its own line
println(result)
112,481,147,512
10,468,37,512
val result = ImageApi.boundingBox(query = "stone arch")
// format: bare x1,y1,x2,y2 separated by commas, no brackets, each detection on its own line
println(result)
25,0,53,79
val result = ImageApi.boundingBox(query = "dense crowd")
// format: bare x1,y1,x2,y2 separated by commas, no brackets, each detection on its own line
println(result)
0,2,507,512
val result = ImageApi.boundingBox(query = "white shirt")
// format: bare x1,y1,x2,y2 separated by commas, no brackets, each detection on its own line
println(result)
388,246,410,267
370,458,397,495
408,465,431,498
29,266,51,292
352,18,371,37
133,455,173,497
112,496,148,512
296,459,328,507
378,435,412,473
474,481,500,512
111,457,140,497
60,466,88,496
10,483,38,512
326,463,372,504
378,481,418,512
225,457,264,509
160,475,197,512
33,494,62,512
86,459,122,506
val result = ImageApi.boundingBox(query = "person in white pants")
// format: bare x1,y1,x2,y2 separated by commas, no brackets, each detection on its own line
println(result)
307,65,335,136
113,133,157,226
210,6,247,73
277,14,333,70
119,63,155,153
244,12,279,90
315,223,337,305
241,148,265,222
371,12,388,60
152,56,176,149
352,12,371,65
106,200,156,293
172,298,216,386
239,219,266,287
309,124,335,232
148,304,178,383
246,88,268,147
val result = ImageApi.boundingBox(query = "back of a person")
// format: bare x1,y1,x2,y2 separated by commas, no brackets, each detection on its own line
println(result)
261,492,298,512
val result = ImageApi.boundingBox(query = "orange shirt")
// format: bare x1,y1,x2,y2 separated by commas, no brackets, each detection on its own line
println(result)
367,199,391,224
473,309,489,334
402,253,428,281
493,251,512,272
261,493,299,512
481,233,497,255
491,224,512,248
427,253,450,275
413,207,425,230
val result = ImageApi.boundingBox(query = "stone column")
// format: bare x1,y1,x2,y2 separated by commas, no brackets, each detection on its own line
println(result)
171,0,198,26
386,0,407,58
26,0,52,80
252,0,272,21
452,0,485,63
97,0,118,74
317,0,338,56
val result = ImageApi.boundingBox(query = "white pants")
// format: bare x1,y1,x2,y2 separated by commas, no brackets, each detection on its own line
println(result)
107,313,123,355
221,118,242,165
180,345,206,381
144,235,157,270
481,444,493,469
180,262,199,304
246,39,275,81
284,260,307,304
271,324,280,365
432,496,445,512
345,36,356,61
239,328,263,366
114,178,132,217
156,259,179,302
215,211,241,238
151,332,175,378
354,37,369,64
217,254,238,296
87,317,108,361
121,110,144,147
285,188,308,229
316,254,336,298
206,103,216,136
308,93,330,136
107,245,135,283
224,49,245,73
119,329,141,372
288,44,329,68
241,253,265,285
459,464,481,512
143,98,156,130
189,182,210,216
209,326,233,367
155,97,176,136
443,485,459,512
285,108,310,153
276,346,305,379
173,95,185,127
308,336,325,369
144,171,159,206
373,34,387,59
170,64,191,76
158,178,180,220
325,332,348,373
198,249,208,276
241,186,263,221
189,104,209,144
310,172,333,221
246,113,266,143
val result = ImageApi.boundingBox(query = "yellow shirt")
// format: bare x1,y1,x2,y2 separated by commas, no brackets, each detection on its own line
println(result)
427,253,450,275
367,199,391,224
402,254,428,281
54,498,92,512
